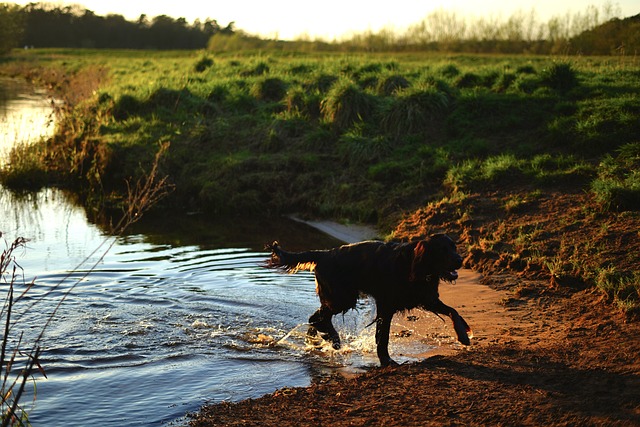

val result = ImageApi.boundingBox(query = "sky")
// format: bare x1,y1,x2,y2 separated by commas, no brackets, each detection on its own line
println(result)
13,0,640,40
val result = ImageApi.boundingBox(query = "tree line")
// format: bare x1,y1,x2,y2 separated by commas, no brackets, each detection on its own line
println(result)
1,2,638,55
207,4,639,56
0,2,233,52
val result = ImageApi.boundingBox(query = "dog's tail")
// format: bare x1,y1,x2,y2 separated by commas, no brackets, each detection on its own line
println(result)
264,241,324,273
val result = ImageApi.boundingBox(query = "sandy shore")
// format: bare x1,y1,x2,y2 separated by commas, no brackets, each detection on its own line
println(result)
190,199,640,427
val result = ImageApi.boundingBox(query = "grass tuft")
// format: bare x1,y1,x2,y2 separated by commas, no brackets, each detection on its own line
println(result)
321,78,377,131
591,142,640,211
381,86,451,139
540,62,579,92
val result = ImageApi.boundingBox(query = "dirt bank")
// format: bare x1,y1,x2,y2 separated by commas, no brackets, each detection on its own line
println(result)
188,190,640,427
189,272,640,427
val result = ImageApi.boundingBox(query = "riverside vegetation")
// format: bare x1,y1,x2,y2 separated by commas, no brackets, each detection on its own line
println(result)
0,48,638,318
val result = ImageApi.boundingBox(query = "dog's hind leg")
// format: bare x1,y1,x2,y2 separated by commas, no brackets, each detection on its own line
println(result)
308,307,341,350
374,310,398,367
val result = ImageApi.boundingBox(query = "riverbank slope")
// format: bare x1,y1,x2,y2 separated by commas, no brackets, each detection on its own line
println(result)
189,188,640,426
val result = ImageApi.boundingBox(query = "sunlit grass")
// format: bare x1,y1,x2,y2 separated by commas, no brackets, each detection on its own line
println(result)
0,49,638,221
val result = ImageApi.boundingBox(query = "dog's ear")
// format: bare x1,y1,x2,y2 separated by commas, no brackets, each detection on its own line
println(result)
409,241,427,281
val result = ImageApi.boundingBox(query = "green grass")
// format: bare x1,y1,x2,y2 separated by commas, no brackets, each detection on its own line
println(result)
596,266,640,316
1,49,639,222
591,142,640,211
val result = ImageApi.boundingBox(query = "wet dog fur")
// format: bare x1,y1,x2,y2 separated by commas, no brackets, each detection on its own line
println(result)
265,234,471,366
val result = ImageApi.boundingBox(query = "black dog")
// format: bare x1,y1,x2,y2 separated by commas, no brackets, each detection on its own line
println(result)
265,234,472,367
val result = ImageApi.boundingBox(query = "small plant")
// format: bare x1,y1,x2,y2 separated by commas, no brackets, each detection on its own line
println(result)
0,143,171,425
438,64,461,78
0,141,48,191
482,154,523,181
193,56,214,73
455,72,482,88
596,266,640,316
241,61,270,77
338,125,390,165
1,237,43,427
591,142,640,211
312,74,338,93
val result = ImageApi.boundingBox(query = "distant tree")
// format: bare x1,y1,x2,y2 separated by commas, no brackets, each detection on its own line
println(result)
17,3,226,50
0,3,24,53
570,14,640,55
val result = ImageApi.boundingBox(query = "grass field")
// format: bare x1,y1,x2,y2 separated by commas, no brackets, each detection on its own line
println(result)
2,49,637,220
1,49,639,312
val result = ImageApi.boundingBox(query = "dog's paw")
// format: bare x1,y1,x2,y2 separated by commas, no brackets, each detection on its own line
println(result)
453,315,471,346
380,358,399,368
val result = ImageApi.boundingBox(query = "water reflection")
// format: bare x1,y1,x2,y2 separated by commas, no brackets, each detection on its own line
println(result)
0,74,427,427
0,185,359,427
0,76,58,163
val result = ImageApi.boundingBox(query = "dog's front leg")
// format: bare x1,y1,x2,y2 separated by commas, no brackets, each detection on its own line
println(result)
375,314,397,367
430,300,472,345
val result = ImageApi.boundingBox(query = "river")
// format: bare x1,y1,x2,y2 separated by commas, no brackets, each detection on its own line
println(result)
1,188,351,426
0,80,450,427
0,78,438,426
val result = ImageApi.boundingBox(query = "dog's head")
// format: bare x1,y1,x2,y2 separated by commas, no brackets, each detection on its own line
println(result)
410,234,462,283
